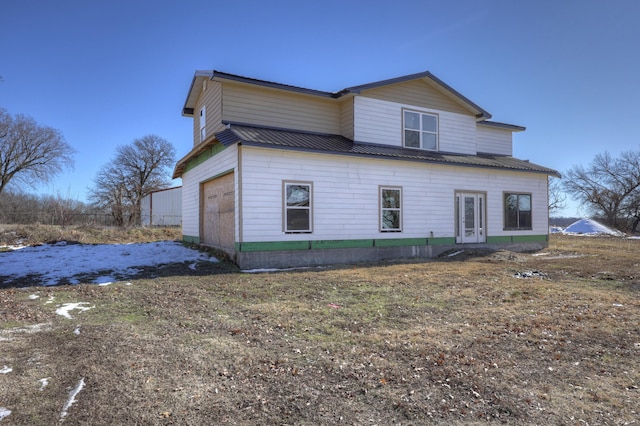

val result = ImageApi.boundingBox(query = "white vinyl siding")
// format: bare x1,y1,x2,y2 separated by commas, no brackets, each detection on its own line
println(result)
476,125,513,156
222,82,341,134
181,144,238,240
239,146,549,242
354,96,477,154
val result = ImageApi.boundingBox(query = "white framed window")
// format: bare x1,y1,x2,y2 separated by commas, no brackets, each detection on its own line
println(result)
283,182,312,233
504,193,532,230
380,186,402,232
403,109,438,150
199,106,206,143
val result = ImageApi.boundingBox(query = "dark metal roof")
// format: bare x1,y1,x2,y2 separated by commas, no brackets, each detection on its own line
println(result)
477,121,526,132
215,124,559,177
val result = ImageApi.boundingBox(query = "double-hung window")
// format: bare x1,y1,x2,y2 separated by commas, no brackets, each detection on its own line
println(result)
380,186,402,232
284,182,312,233
403,110,438,150
504,193,532,230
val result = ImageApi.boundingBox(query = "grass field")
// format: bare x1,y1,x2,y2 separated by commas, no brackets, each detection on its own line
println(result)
0,228,638,424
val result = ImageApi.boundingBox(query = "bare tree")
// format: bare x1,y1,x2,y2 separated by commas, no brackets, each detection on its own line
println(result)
0,108,75,194
563,150,640,229
89,135,175,226
548,176,566,214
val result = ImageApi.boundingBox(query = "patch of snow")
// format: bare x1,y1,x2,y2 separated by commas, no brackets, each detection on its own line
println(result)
0,407,11,421
0,366,12,374
55,302,94,319
28,294,40,299
242,267,312,274
96,277,114,285
447,250,464,257
38,377,49,391
0,241,218,286
562,218,624,236
0,323,51,339
74,326,81,335
513,270,547,279
60,378,85,419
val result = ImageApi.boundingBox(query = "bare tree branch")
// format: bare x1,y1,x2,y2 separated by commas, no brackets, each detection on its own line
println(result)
0,108,75,194
563,150,640,230
88,135,175,226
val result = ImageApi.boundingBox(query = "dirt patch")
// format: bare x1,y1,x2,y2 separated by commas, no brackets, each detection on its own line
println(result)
0,234,639,424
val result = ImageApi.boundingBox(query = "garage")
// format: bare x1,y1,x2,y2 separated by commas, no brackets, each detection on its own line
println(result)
200,172,235,252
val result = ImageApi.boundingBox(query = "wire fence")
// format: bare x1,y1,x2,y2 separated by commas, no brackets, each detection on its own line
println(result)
0,211,181,227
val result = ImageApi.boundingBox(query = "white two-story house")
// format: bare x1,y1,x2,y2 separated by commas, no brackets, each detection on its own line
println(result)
173,70,559,269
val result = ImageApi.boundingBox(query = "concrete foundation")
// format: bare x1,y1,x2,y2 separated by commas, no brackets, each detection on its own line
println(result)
234,241,548,270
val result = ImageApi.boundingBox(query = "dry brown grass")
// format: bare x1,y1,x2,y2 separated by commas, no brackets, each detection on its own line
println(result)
0,234,639,425
0,224,181,247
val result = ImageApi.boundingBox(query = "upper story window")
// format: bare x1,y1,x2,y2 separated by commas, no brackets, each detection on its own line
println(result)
403,110,438,150
199,106,206,143
504,193,532,230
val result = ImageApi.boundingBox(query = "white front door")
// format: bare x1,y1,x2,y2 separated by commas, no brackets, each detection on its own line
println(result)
456,192,485,244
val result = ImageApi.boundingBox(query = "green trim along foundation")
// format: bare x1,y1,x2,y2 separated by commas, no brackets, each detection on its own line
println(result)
184,234,549,269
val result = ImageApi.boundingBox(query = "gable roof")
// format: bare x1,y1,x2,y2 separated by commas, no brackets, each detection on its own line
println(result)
182,70,492,119
173,124,559,179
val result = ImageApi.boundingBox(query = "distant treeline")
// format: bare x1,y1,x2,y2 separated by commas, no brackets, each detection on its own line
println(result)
1,191,114,227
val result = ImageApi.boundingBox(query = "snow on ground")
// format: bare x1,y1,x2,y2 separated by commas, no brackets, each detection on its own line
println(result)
562,218,624,236
60,378,85,419
55,302,94,319
0,241,218,286
0,408,10,421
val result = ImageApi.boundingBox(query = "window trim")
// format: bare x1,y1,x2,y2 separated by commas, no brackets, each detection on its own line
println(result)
199,106,206,143
379,186,402,232
283,181,313,234
402,108,439,151
503,192,533,231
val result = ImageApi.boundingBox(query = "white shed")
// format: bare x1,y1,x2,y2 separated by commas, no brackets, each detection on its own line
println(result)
141,186,182,226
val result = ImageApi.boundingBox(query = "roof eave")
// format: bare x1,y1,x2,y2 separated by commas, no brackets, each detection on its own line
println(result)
477,121,526,132
340,71,492,119
182,70,215,116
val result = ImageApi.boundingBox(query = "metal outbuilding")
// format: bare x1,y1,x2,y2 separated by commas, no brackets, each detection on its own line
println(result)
141,186,182,226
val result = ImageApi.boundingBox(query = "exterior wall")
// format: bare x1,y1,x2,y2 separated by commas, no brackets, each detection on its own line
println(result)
221,82,341,134
353,96,477,154
477,125,513,156
340,98,354,140
140,187,182,226
363,79,470,115
193,80,225,147
239,146,549,244
181,144,238,242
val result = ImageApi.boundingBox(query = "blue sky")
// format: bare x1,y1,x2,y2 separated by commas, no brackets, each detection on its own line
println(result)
2,0,639,216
